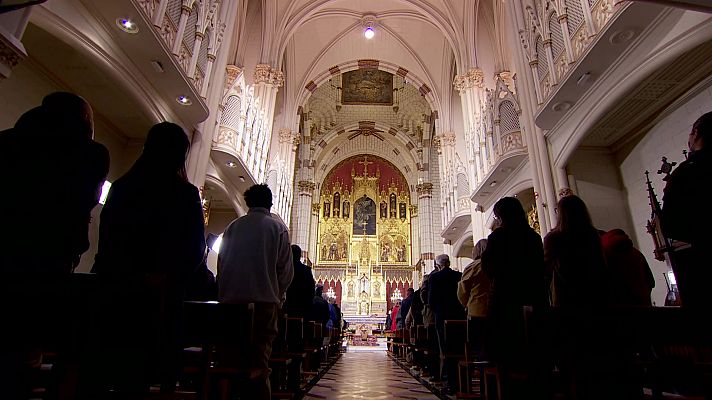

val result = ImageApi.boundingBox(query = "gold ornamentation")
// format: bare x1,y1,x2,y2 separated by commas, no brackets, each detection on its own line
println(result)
466,67,485,88
253,64,284,87
225,65,242,89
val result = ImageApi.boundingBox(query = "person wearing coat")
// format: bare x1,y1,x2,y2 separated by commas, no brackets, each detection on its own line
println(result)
458,239,490,317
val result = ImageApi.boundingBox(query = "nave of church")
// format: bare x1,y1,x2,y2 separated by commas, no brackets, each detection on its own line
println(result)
2,0,712,399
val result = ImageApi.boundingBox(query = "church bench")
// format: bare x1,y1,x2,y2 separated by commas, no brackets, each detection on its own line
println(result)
182,301,254,400
522,306,712,399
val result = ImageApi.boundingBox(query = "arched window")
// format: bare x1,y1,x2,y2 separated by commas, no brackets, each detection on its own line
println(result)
549,12,564,60
565,0,585,38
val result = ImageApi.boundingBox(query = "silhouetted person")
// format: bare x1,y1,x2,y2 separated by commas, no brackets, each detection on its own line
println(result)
218,184,293,400
544,195,609,400
91,122,205,395
283,244,316,318
482,197,547,399
458,239,490,318
602,229,654,306
662,111,712,308
405,287,424,328
397,288,414,329
0,93,109,399
185,259,218,301
428,254,466,394
310,285,331,328
544,195,606,308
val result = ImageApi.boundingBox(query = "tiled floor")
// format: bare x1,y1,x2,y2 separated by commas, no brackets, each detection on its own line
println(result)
304,349,438,399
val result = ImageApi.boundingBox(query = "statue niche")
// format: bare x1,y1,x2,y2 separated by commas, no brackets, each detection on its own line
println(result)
380,201,387,219
389,193,397,218
343,201,350,218
333,192,340,217
353,195,376,235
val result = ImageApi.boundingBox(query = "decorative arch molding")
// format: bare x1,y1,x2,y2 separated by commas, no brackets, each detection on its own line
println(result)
275,0,466,73
311,122,421,185
313,143,418,193
451,228,475,260
204,167,245,216
297,59,439,119
504,178,535,198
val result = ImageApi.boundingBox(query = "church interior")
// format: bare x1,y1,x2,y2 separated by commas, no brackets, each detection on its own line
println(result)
1,0,712,399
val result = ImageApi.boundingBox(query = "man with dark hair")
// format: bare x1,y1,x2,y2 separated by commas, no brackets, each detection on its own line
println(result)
663,111,712,308
284,244,316,318
218,184,293,399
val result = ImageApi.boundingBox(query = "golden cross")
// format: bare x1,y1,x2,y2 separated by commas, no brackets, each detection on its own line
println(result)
358,155,373,176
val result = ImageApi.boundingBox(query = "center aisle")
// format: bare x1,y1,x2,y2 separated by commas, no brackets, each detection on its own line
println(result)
304,349,439,399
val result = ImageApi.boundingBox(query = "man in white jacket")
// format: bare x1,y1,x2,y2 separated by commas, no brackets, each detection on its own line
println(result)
218,184,293,399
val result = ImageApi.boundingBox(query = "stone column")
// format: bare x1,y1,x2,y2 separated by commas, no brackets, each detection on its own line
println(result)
252,64,284,182
294,180,316,250
0,6,31,79
416,182,435,273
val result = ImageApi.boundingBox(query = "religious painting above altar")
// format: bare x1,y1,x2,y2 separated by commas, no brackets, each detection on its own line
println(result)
312,154,415,325
341,69,393,105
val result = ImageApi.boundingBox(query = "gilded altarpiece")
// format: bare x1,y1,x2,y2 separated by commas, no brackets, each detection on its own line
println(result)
314,155,413,324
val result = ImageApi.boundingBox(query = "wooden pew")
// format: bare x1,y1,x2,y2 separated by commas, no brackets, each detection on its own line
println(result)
522,306,712,400
182,301,254,400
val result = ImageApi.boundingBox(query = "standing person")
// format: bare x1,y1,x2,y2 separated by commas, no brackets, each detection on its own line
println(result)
458,239,490,356
218,184,293,400
91,122,205,395
602,229,655,306
428,254,466,395
420,263,440,328
544,195,608,400
283,245,316,318
397,288,414,329
405,287,424,328
390,301,401,331
662,111,712,308
0,93,109,399
482,197,548,399
544,195,606,308
310,285,331,328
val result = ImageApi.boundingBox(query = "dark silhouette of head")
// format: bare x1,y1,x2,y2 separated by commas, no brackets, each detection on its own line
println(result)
291,244,302,263
555,194,595,233
690,111,712,151
132,122,190,179
315,284,324,297
493,197,528,228
244,184,273,209
407,288,414,297
41,92,94,139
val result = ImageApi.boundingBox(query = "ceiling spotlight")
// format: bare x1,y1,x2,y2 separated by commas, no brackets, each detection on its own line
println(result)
238,175,246,182
176,95,192,105
226,160,237,168
116,18,139,34
364,27,375,39
490,181,498,187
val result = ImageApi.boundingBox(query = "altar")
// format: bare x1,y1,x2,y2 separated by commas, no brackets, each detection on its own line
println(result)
310,155,416,327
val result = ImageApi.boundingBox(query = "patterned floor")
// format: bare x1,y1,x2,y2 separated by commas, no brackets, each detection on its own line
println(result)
304,349,438,399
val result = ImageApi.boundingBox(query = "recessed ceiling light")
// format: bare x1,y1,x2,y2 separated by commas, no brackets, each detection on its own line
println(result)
116,18,139,34
610,29,635,45
552,101,571,112
226,160,237,168
364,27,375,39
176,95,192,105
238,176,245,182
490,181,498,187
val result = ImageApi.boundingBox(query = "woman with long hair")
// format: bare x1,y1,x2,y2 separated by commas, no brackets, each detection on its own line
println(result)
544,195,606,307
90,122,205,396
481,197,548,399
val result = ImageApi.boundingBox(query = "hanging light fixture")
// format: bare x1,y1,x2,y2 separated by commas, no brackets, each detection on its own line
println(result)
364,26,375,39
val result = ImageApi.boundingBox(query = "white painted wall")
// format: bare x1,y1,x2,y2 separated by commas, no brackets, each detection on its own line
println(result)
619,82,712,305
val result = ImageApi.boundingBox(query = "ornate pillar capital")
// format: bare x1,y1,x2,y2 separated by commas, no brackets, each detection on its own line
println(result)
225,64,242,89
298,180,316,193
452,67,485,93
496,70,516,94
278,128,293,143
254,64,284,87
440,132,456,147
311,203,321,214
416,182,433,196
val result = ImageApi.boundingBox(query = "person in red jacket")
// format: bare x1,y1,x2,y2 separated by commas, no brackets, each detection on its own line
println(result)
601,229,655,306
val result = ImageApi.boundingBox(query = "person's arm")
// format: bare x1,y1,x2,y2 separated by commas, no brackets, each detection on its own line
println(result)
457,267,473,308
276,228,294,299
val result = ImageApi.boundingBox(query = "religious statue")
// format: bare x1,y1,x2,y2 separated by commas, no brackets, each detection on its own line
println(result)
396,244,406,262
329,242,338,260
380,242,391,262
343,201,350,218
359,291,370,315
380,201,387,219
321,244,328,260
334,206,340,217
373,280,381,297
389,193,397,218
323,202,330,218
340,242,348,260
347,280,354,297
399,202,407,219
359,273,369,294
